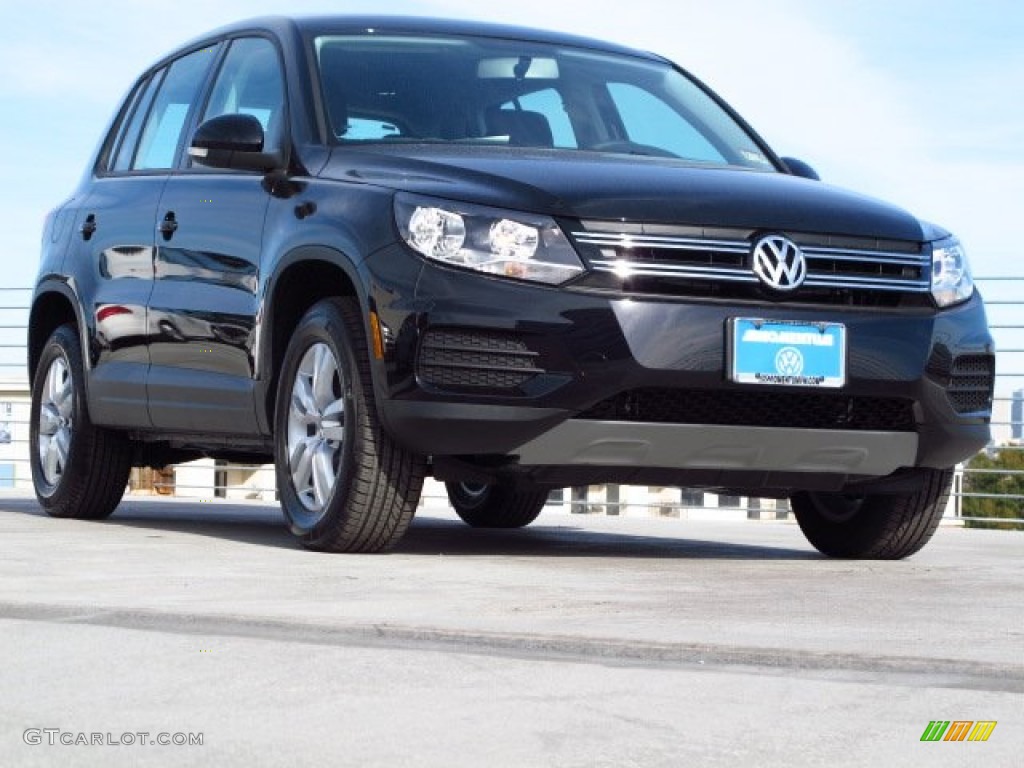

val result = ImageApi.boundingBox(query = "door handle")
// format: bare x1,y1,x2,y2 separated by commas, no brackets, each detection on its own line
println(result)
159,211,178,240
80,214,97,241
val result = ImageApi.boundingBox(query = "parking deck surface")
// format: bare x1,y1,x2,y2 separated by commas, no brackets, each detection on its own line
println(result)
1,493,1020,766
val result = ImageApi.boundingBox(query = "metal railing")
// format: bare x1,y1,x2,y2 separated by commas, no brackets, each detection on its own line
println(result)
1,280,1021,526
954,276,1024,527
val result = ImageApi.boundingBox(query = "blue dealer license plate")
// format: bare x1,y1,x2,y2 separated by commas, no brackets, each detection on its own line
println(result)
730,318,846,388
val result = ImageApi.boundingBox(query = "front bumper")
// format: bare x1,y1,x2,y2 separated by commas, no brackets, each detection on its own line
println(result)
366,247,994,483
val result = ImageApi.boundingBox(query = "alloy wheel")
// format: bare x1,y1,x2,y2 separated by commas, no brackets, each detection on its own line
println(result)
37,355,73,488
286,342,346,520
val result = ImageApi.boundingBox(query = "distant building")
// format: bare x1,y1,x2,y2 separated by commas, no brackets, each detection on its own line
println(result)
1013,389,1024,441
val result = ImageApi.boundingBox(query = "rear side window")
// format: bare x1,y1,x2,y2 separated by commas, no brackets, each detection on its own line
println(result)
202,37,286,152
110,72,164,172
133,47,217,170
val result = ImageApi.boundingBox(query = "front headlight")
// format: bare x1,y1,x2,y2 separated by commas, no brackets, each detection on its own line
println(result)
931,236,974,308
395,193,585,285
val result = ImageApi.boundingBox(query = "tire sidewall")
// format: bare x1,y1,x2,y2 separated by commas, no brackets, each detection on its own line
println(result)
792,493,883,557
274,302,361,539
792,468,952,559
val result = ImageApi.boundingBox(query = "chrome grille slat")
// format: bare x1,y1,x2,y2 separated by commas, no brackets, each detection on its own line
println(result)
571,232,749,252
598,269,759,283
803,273,929,287
803,251,927,267
802,246,928,264
803,278,930,293
590,260,755,279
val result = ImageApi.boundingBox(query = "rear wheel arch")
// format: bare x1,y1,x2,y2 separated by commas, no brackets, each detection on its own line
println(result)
29,286,84,384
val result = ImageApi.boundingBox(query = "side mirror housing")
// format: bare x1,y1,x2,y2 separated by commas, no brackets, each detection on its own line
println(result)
189,114,282,172
780,156,821,181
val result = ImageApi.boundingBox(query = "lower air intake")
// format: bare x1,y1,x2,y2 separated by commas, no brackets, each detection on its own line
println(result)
417,329,543,392
578,388,917,431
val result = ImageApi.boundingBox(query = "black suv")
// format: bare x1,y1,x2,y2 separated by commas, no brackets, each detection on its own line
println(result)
30,16,994,557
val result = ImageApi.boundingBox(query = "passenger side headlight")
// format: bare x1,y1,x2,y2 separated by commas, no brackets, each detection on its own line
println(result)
931,236,974,308
395,193,585,285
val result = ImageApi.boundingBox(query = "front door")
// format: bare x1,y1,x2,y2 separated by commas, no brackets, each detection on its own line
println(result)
146,37,286,435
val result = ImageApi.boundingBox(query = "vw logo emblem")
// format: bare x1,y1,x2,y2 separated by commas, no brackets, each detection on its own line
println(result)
775,346,805,377
752,234,807,291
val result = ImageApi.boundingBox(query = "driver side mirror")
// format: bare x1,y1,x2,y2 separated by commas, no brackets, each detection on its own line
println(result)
188,113,282,172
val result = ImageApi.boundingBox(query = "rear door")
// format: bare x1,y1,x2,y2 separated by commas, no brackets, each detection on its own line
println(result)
147,37,286,434
77,47,218,427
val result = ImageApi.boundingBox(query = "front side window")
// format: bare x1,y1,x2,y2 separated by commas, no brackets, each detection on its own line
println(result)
314,33,773,169
134,47,217,170
202,37,285,152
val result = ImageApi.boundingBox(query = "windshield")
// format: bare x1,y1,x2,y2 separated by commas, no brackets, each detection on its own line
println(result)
314,33,775,170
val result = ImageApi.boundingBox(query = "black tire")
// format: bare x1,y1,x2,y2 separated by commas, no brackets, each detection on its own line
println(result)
30,324,132,519
790,468,954,559
274,297,425,552
446,481,548,528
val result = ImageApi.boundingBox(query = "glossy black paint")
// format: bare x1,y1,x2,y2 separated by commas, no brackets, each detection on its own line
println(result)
30,15,993,489
320,147,926,239
69,175,167,428
147,174,266,433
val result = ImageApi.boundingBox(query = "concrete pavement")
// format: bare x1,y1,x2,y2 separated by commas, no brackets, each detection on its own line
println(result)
1,492,1021,766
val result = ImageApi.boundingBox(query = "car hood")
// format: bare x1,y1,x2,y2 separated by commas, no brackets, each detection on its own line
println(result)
319,145,926,241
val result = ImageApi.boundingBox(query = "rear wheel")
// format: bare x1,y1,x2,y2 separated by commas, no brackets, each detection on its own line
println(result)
30,325,132,519
446,481,548,528
275,297,425,552
790,468,953,559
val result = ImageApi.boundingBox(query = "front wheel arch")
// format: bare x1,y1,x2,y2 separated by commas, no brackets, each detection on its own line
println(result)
259,247,372,434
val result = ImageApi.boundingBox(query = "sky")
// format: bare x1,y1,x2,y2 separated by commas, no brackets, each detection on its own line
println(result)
0,1,1021,312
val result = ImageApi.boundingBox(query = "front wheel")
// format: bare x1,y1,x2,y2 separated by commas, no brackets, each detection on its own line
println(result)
446,481,548,528
790,468,954,559
274,298,425,553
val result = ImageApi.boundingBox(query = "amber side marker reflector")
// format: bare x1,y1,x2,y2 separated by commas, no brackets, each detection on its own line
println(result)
369,311,385,360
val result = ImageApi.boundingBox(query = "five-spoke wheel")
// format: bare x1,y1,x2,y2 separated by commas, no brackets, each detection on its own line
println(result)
286,342,347,525
37,355,74,488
